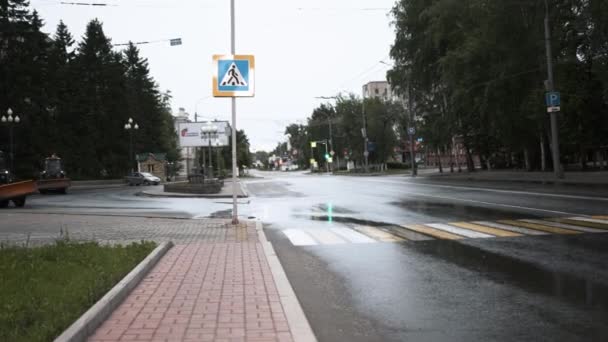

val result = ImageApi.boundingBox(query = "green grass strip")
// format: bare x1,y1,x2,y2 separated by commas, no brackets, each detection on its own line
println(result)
0,240,156,342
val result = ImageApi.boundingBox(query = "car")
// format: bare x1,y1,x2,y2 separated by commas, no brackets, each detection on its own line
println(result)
126,172,161,186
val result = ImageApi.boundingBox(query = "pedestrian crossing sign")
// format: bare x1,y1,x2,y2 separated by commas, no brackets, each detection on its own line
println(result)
213,54,255,97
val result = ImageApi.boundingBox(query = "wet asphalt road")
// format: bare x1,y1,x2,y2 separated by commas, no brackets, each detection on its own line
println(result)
8,171,608,341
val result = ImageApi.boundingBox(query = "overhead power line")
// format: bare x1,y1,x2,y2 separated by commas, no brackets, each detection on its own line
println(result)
59,1,117,6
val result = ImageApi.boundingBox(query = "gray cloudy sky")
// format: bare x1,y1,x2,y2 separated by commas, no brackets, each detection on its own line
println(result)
32,0,396,151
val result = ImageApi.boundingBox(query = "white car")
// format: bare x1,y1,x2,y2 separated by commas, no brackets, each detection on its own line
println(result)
126,172,161,186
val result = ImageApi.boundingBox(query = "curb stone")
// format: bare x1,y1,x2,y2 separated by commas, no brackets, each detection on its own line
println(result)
54,241,174,342
256,221,317,342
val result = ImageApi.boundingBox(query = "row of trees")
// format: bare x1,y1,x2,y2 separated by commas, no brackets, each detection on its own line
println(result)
388,0,608,171
275,95,407,170
0,0,180,179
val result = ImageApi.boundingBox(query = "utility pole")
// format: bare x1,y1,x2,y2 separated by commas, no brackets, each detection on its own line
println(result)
328,115,334,172
230,0,239,224
544,0,563,179
362,97,369,172
408,84,417,177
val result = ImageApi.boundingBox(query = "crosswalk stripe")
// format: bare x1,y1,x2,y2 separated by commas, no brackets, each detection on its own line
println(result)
352,225,405,242
306,229,347,245
499,220,580,235
450,222,521,237
400,224,463,240
330,227,376,243
426,223,494,238
568,216,608,225
283,229,317,246
522,219,607,233
547,217,608,230
472,221,547,235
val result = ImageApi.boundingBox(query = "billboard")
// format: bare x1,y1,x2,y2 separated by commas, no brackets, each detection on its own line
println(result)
178,121,231,147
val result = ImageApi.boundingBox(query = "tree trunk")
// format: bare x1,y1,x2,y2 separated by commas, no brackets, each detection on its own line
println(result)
540,133,546,171
580,145,586,171
448,144,454,173
599,150,606,170
437,147,443,173
524,148,531,171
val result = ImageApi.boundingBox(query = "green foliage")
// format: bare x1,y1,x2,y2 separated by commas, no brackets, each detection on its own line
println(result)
283,95,403,168
0,4,179,179
388,0,608,171
0,240,156,341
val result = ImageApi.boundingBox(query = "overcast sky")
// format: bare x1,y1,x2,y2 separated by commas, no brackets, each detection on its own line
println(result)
32,0,396,151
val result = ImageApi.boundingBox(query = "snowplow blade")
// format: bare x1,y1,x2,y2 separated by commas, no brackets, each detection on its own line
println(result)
0,180,38,201
37,178,71,191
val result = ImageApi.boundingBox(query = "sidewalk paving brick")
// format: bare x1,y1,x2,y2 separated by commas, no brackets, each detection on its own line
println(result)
88,221,294,342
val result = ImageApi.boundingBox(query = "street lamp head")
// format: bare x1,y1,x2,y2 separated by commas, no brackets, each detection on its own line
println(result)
7,115,13,123
124,123,130,130
1,116,6,123
128,118,133,124
14,116,20,123
134,123,139,130
7,108,13,116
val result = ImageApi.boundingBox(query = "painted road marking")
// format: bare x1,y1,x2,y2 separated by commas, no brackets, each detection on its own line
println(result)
283,229,317,246
426,223,494,238
306,229,348,245
522,219,606,233
473,221,547,235
400,224,463,240
352,225,405,242
499,220,580,235
330,227,376,243
568,217,608,226
549,217,608,230
449,222,521,237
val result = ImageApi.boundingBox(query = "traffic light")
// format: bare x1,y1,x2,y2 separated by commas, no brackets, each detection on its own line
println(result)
324,153,330,160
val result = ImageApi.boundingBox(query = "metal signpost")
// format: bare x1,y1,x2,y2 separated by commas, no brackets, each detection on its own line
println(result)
213,0,255,224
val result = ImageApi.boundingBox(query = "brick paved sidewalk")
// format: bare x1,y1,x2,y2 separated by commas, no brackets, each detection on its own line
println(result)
89,222,295,342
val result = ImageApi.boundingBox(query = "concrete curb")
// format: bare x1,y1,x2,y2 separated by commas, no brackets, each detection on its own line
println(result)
137,190,248,199
54,241,174,342
256,221,317,342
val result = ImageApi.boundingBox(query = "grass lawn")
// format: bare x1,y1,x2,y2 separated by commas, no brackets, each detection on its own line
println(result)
0,240,156,342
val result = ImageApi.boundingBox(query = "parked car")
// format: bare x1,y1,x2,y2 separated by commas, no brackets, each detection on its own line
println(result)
125,172,161,186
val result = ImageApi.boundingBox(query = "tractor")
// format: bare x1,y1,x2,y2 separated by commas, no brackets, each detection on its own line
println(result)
0,150,37,208
37,154,71,194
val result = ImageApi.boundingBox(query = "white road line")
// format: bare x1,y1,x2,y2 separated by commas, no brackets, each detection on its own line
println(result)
522,219,606,233
283,229,317,246
426,223,493,238
305,229,347,245
361,178,608,202
474,221,547,235
567,217,608,225
330,227,376,243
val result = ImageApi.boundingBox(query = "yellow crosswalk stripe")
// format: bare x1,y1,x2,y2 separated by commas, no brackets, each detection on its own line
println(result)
450,222,521,237
547,218,608,230
592,216,608,220
352,225,405,242
498,220,580,235
401,224,464,240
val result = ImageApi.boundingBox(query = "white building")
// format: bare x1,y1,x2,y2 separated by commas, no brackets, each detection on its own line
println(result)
362,81,393,101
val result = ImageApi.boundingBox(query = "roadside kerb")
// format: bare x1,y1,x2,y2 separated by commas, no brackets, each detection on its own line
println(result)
423,174,608,187
54,241,174,342
138,180,249,198
256,221,317,342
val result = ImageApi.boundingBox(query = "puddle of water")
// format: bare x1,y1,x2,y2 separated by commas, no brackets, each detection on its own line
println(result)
391,200,537,222
410,238,608,310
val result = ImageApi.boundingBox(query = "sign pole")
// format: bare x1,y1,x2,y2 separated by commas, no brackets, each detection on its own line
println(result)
230,0,239,224
544,0,563,179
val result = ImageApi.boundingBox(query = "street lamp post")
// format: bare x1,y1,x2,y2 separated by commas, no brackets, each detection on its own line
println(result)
124,118,139,173
1,108,21,174
201,123,218,178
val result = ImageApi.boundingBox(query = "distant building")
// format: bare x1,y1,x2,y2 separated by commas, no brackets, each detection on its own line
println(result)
137,153,167,180
173,108,195,180
362,81,393,101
